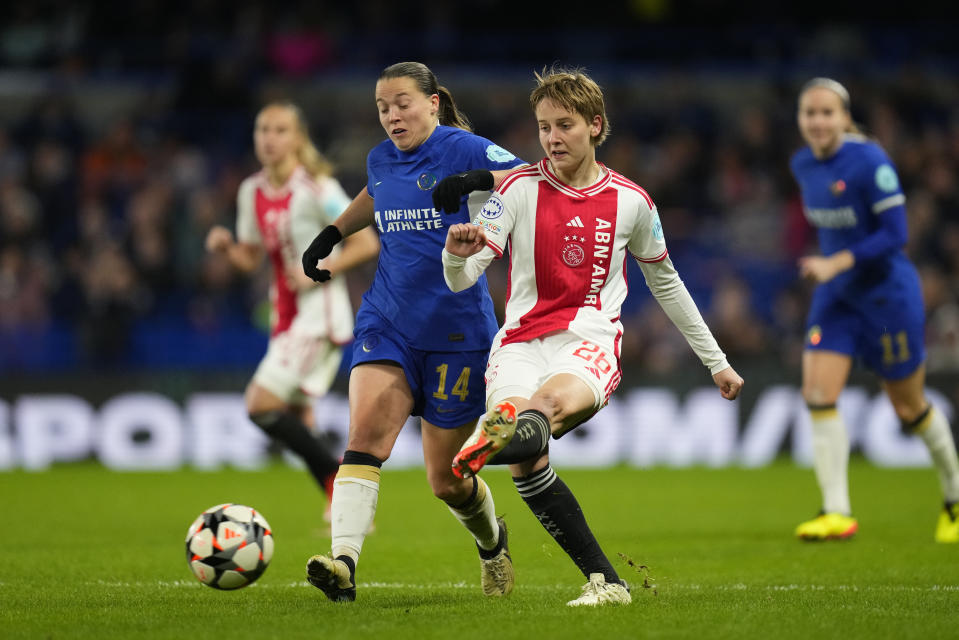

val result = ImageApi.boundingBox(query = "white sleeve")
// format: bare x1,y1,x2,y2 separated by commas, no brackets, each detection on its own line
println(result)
442,247,497,292
627,203,668,263
638,255,730,374
290,190,326,259
319,176,352,224
235,178,261,245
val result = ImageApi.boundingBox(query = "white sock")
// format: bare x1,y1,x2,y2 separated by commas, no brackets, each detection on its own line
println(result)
330,464,380,565
447,476,499,550
916,407,959,503
809,406,851,515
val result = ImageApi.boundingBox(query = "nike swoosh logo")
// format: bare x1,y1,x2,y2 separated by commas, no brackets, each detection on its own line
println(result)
362,344,372,352
374,181,383,186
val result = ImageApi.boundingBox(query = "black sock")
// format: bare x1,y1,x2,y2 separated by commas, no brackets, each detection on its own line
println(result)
335,554,356,585
492,409,551,465
341,449,383,468
250,410,339,489
514,465,619,584
447,476,479,510
900,404,931,434
477,519,507,560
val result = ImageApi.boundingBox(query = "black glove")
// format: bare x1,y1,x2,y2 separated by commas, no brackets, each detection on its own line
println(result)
432,169,494,214
302,225,343,282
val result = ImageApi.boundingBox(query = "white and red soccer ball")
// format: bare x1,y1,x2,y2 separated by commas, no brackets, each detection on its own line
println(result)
185,503,274,590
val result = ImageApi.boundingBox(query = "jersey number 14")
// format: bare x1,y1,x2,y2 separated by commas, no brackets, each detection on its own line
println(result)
433,364,471,401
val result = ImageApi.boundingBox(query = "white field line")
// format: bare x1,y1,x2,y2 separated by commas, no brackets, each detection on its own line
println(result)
84,580,959,592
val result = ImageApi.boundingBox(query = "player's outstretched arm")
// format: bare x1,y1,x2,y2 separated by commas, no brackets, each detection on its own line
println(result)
432,166,530,214
290,226,379,291
303,189,376,282
712,366,744,400
638,256,736,384
490,165,528,189
334,225,380,274
432,170,494,214
798,249,854,284
332,189,377,238
205,225,263,273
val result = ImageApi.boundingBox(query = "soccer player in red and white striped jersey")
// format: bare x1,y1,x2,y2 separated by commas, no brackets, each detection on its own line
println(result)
443,68,743,606
206,102,379,522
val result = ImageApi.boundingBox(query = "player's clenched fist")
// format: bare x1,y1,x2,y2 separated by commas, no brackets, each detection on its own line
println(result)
712,366,744,401
205,225,234,252
445,223,488,258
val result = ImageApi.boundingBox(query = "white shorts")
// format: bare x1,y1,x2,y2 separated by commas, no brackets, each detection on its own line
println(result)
485,330,622,410
252,330,343,405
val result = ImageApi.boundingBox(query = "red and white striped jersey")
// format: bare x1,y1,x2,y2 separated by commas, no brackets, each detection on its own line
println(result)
443,158,728,373
483,159,664,347
236,166,354,342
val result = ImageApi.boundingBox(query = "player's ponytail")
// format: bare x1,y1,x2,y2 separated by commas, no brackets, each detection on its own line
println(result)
297,138,334,179
289,103,334,179
435,85,472,132
380,61,473,132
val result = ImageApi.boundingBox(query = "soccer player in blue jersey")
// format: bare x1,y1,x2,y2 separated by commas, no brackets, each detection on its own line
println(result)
299,62,526,601
790,78,959,543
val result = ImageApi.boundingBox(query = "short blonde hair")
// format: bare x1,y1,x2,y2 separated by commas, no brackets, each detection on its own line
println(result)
530,66,609,146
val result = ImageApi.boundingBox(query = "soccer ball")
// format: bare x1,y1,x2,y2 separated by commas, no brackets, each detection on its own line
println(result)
184,503,274,590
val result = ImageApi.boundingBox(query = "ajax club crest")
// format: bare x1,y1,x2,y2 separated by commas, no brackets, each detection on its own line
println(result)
562,235,586,267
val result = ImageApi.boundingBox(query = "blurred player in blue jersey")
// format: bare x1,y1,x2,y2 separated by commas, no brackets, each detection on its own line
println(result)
300,62,525,601
790,78,959,543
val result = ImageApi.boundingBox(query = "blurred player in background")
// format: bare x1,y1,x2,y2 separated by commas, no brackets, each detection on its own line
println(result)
790,78,959,543
206,101,379,523
300,62,525,602
442,67,744,606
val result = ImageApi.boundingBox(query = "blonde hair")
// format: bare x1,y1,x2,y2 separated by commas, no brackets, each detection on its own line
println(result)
259,101,334,178
798,77,861,135
530,66,610,146
379,62,473,132
800,77,850,110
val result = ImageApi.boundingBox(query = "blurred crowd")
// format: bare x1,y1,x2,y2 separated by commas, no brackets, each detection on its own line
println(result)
1,2,958,375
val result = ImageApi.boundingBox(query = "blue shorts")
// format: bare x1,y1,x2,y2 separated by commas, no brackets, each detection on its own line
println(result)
805,281,925,381
352,306,489,428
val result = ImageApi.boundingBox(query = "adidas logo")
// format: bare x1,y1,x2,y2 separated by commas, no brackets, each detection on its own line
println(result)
566,216,585,228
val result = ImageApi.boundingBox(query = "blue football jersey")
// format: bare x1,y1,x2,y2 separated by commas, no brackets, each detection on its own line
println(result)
790,134,912,297
792,134,926,378
361,125,525,351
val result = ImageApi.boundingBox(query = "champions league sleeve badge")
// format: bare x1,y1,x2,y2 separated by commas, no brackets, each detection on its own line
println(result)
479,195,505,219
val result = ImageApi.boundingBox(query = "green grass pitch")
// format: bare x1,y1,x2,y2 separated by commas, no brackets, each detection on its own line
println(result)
1,459,955,639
